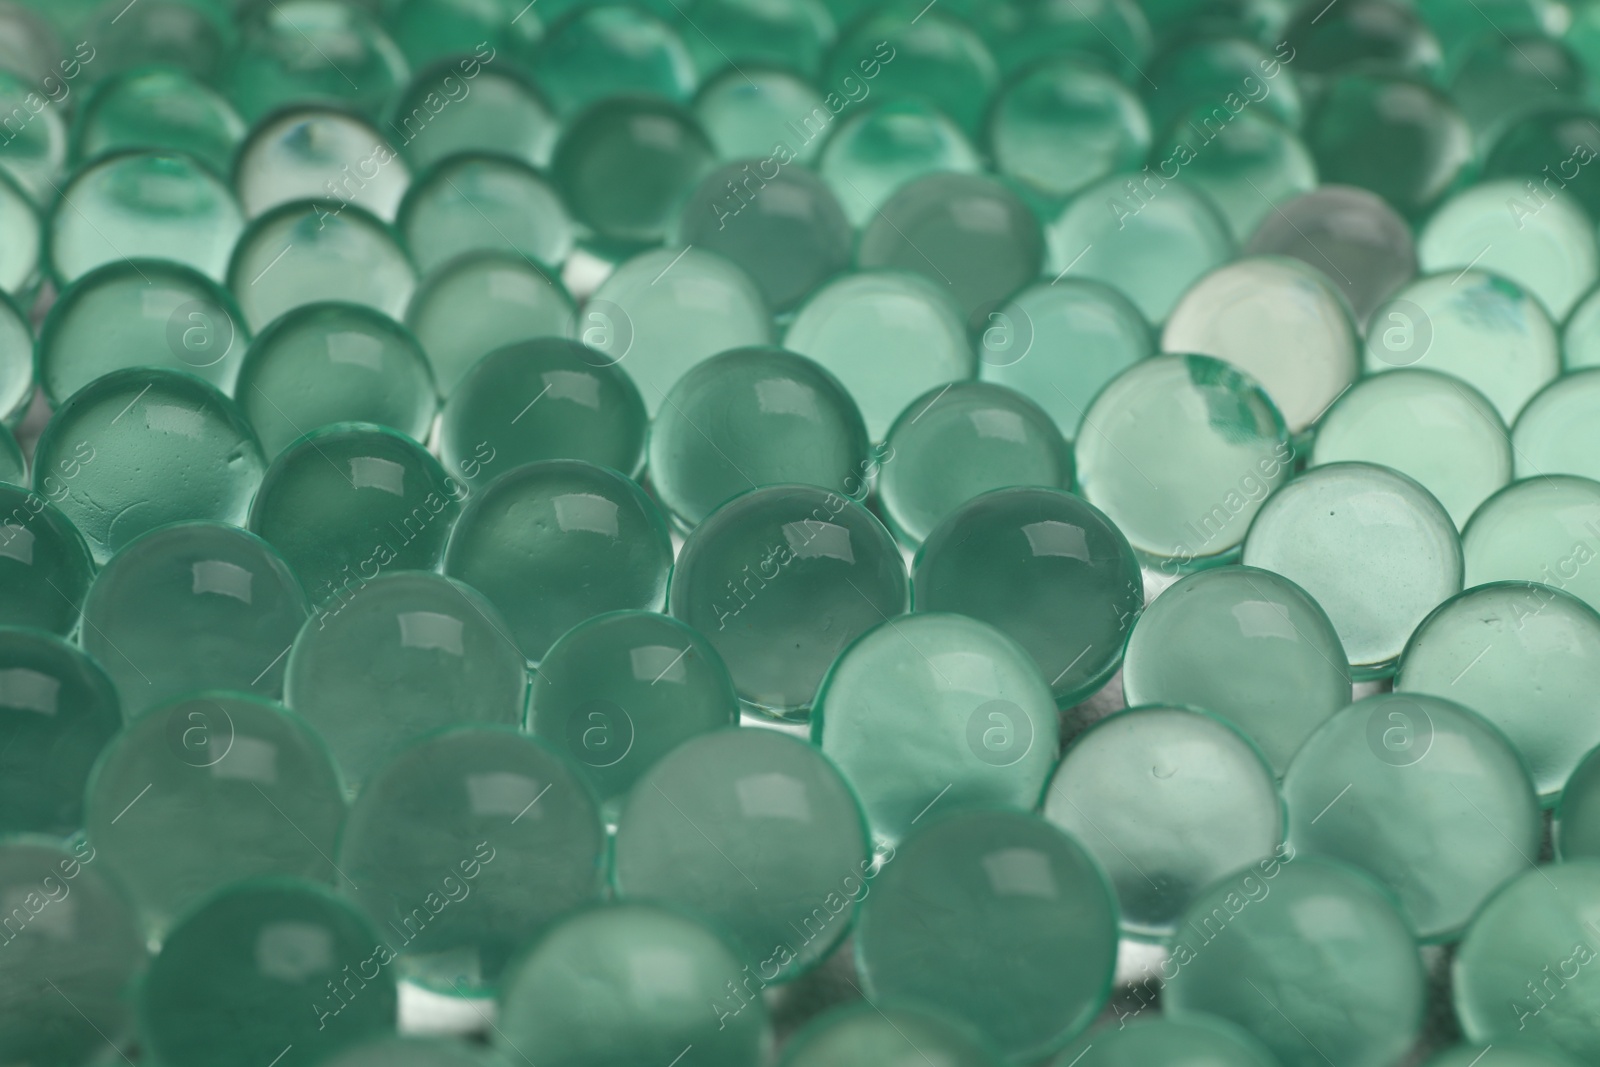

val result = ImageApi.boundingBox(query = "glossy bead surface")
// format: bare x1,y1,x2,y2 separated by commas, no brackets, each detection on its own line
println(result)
1398,581,1600,804
397,153,573,275
1144,36,1303,134
0,168,37,299
0,483,95,636
390,62,559,172
670,484,907,716
0,289,25,425
856,809,1118,1062
225,0,407,121
37,259,249,403
1461,476,1600,614
285,572,526,792
1564,283,1600,369
0,422,22,485
1483,104,1600,223
235,302,438,460
532,5,696,118
813,612,1060,844
496,904,770,1067
1052,1016,1280,1067
1244,462,1462,677
829,13,995,135
1560,744,1600,860
138,879,397,1067
250,424,459,604
1423,1047,1583,1067
234,108,409,222
1075,354,1291,566
1511,369,1600,482
316,1036,500,1067
1122,565,1350,773
1312,369,1511,528
228,201,417,332
694,68,830,165
0,67,64,202
819,99,983,227
340,727,605,994
37,369,265,564
406,250,575,397
913,486,1142,706
445,460,673,661
82,521,309,714
1153,107,1318,241
648,347,870,530
614,728,868,980
880,382,1072,547
680,0,834,79
783,270,973,440
71,66,245,175
1164,857,1424,1067
988,58,1150,201
84,692,344,935
780,1003,1000,1067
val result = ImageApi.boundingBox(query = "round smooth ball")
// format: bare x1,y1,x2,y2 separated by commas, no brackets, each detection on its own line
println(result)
780,1003,1001,1067
0,483,95,636
1460,475,1600,615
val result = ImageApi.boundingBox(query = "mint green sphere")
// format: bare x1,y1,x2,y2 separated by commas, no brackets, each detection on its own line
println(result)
856,809,1118,1062
828,12,996,135
669,484,907,717
36,368,266,564
81,521,310,714
1561,743,1600,860
647,346,870,530
225,0,407,121
813,612,1060,844
234,107,410,223
445,460,674,661
913,486,1143,707
138,879,398,1067
317,1036,501,1067
84,691,345,936
70,66,245,176
0,483,95,636
1151,106,1317,242
988,57,1151,201
818,99,983,228
0,287,27,426
532,5,696,118
0,420,23,485
339,726,605,995
1053,1016,1281,1067
1144,36,1304,134
397,153,574,274
680,0,835,79
285,571,527,793
1423,1047,1581,1067
780,1002,1001,1067
390,61,559,172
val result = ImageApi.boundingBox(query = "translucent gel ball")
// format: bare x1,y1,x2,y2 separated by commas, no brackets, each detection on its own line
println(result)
397,153,573,274
1560,744,1600,860
444,459,674,661
225,0,408,121
669,484,906,717
1052,1015,1280,1067
1512,369,1600,483
81,521,309,714
390,61,559,173
988,57,1151,201
0,289,28,425
647,346,870,530
235,107,410,222
71,66,245,176
680,0,835,80
340,726,605,994
84,691,345,936
827,11,997,136
0,483,95,635
1460,476,1600,615
249,423,460,604
0,421,23,485
1483,104,1600,223
0,67,66,202
819,99,983,228
780,1002,1001,1067
0,167,39,298
1144,36,1304,134
387,0,543,74
36,368,265,564
317,1036,500,1067
614,727,870,980
694,67,830,165
532,4,696,118
1150,105,1318,242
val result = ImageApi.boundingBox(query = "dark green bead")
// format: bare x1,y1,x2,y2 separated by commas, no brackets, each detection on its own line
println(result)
249,423,461,604
0,421,23,485
1282,0,1441,81
388,0,543,72
1143,36,1303,134
1484,104,1600,223
0,67,66,202
340,726,605,994
828,12,996,136
80,0,227,84
225,0,407,122
0,167,38,299
914,486,1142,706
532,5,696,118
1450,34,1585,147
397,153,574,274
1419,0,1556,74
819,99,983,228
1560,743,1600,860
390,61,559,173
1151,106,1317,241
235,108,410,223
138,879,398,1067
70,66,246,176
680,0,835,80
995,0,1153,82
0,483,94,636
444,459,674,661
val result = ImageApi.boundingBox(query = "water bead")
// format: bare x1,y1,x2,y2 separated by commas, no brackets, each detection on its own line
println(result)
551,96,716,246
397,153,573,274
584,246,772,414
694,67,831,165
36,368,265,564
856,809,1118,1061
976,279,1154,440
988,58,1151,201
1244,462,1461,677
0,67,66,202
228,200,417,332
339,726,603,994
1398,581,1600,803
1053,1015,1281,1067
0,422,22,485
1150,105,1318,242
0,484,94,635
71,67,245,177
532,5,697,119
0,290,25,427
1453,862,1600,1063
81,0,228,84
1243,184,1416,328
818,99,983,228
84,691,345,934
225,0,408,122
669,484,906,716
648,347,869,529
1282,0,1441,81
681,0,835,79
1560,744,1600,859
406,250,575,396
1311,369,1511,528
1462,477,1600,614
1046,174,1235,324
234,107,409,222
1418,0,1555,73
1511,369,1600,485
913,486,1142,706
319,1036,501,1067
1483,104,1600,223
0,167,38,298
249,424,460,604
813,612,1061,844
390,61,559,172
857,172,1043,322
1564,283,1600,369
1427,1049,1584,1067
445,459,673,661
81,521,308,713
37,259,248,403
879,381,1072,547
780,1002,1001,1067
48,149,242,284
527,609,737,812
674,161,852,312
0,838,144,1067
1364,271,1560,424
0,5,64,88
614,728,869,980
1143,36,1303,135
1074,354,1290,566
495,904,770,1067
830,12,996,136
1450,34,1586,149
387,0,543,71
138,879,398,1067
1164,857,1424,1067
